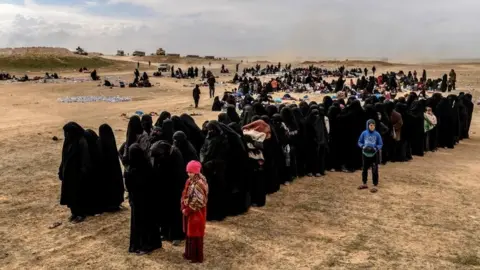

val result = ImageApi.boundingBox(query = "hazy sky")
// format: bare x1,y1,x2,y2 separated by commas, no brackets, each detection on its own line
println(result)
1,0,479,59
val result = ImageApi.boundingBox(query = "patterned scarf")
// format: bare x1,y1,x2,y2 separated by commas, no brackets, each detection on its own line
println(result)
184,174,209,212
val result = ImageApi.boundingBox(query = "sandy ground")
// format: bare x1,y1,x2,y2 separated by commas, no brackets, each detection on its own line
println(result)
0,60,479,270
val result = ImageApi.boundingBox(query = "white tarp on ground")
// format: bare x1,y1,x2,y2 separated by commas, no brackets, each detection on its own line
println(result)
57,96,132,103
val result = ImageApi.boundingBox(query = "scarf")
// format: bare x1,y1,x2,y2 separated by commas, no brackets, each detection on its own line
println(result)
183,174,208,212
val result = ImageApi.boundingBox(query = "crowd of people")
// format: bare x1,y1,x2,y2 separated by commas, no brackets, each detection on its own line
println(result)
58,63,474,263
229,65,458,96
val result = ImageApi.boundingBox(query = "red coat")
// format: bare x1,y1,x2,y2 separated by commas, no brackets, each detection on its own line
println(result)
181,179,207,237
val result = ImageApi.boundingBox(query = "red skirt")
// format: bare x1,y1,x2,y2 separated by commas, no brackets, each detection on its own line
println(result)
184,237,204,263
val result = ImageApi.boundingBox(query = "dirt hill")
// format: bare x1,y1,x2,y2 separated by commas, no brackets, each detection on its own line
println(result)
0,47,116,71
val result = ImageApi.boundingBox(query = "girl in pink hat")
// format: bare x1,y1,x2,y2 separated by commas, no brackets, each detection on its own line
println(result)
181,160,209,263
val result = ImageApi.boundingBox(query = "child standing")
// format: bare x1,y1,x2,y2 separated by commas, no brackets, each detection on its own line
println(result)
358,119,383,193
181,161,209,263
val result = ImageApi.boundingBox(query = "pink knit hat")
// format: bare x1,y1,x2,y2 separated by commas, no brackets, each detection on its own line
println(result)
186,160,202,174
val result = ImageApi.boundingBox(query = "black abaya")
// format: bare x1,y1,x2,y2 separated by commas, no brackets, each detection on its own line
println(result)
98,124,125,212
59,122,92,218
150,141,186,242
84,129,102,215
125,143,162,253
200,121,229,221
409,101,425,157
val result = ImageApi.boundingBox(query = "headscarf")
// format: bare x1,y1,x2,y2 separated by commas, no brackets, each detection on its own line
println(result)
280,107,298,132
240,105,255,126
155,111,171,127
141,114,153,135
226,105,241,123
183,173,208,211
218,113,232,125
266,105,278,118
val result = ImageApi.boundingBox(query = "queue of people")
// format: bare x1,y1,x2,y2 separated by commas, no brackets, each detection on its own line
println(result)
59,72,473,263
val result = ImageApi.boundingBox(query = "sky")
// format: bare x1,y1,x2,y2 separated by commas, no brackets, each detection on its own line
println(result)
1,0,480,60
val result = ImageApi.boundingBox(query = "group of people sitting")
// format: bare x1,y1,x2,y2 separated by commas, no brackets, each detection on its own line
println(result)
170,66,201,79
0,72,12,80
45,72,60,79
58,85,474,262
129,69,151,87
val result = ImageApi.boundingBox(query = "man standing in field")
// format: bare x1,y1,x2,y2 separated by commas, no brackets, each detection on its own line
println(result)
207,76,216,98
449,69,456,91
193,85,201,108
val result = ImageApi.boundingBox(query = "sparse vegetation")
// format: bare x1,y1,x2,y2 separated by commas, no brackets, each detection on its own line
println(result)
0,55,116,71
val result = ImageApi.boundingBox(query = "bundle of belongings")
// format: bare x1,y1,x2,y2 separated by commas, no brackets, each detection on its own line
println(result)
243,129,267,164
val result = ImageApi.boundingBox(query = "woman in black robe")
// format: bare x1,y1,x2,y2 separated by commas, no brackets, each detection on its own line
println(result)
409,100,425,157
173,130,199,167
141,115,153,135
200,121,229,221
150,141,186,244
462,94,474,139
394,102,409,161
226,104,241,123
218,122,251,215
440,74,448,92
97,124,125,212
243,127,265,207
84,129,102,215
291,107,307,177
305,108,327,176
125,143,162,254
180,114,205,154
120,116,145,171
281,107,299,179
456,94,468,141
426,96,441,151
58,122,92,223
326,105,342,171
125,143,162,255
272,114,292,184
337,100,365,172
436,97,455,148
448,95,461,143
260,115,282,194
155,111,171,127
374,103,392,164
212,96,223,111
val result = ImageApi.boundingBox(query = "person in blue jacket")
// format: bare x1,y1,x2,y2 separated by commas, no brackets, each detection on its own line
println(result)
358,119,383,193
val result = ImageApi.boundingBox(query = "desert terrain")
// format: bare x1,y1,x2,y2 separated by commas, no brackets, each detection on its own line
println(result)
0,50,479,269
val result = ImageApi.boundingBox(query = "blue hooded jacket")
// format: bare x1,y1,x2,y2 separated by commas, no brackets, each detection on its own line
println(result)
358,119,383,155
